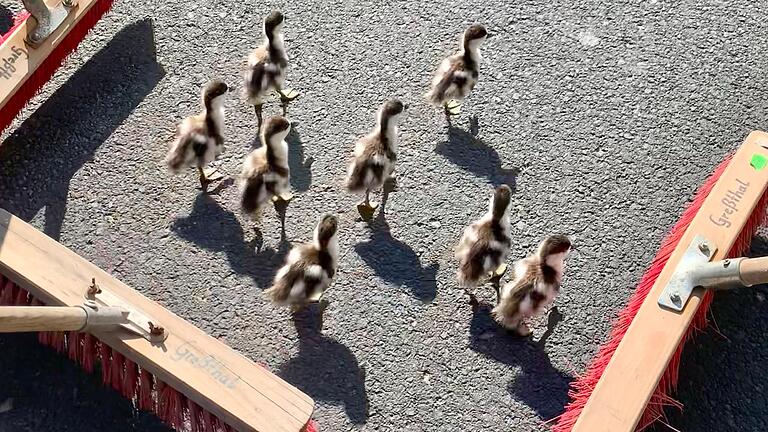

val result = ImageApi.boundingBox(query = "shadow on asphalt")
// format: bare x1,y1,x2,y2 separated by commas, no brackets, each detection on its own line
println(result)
661,234,768,431
286,122,314,193
354,187,439,302
0,19,165,240
277,310,369,424
170,193,290,289
0,333,171,432
469,303,573,422
435,116,520,190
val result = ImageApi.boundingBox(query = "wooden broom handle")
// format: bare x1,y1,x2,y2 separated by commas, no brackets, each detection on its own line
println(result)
0,306,87,332
740,256,768,286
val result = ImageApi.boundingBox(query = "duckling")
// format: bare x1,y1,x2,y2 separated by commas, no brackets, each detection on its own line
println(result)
265,214,339,317
492,235,572,337
455,185,513,303
425,24,488,117
165,79,228,191
345,99,406,220
239,116,292,222
244,10,299,132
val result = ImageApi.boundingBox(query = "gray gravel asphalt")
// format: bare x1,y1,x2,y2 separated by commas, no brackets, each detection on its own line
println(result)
1,1,768,431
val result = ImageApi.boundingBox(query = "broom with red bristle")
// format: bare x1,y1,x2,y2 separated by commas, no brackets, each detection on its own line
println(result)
0,276,321,432
0,0,114,136
553,135,768,431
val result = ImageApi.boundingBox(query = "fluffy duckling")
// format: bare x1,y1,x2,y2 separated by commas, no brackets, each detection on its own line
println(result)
265,214,339,313
492,235,572,336
244,10,299,131
425,24,488,117
165,79,229,191
239,116,292,220
345,99,406,220
455,185,512,302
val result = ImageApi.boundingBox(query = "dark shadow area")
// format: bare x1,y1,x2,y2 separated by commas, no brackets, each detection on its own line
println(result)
469,304,572,421
277,311,369,424
170,194,289,289
661,235,768,431
0,19,164,240
354,190,439,302
0,5,13,35
436,118,520,189
0,333,171,432
286,122,313,192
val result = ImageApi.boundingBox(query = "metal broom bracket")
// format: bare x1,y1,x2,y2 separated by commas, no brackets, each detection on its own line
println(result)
21,0,78,47
659,235,768,311
85,279,169,343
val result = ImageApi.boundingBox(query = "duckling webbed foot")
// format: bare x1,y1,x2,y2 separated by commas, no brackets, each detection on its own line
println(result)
254,104,264,132
357,201,379,221
444,99,461,116
276,88,300,116
488,263,508,302
198,167,224,192
272,192,294,203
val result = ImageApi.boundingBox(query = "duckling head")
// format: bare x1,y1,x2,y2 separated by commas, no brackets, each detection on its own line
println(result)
463,24,488,53
313,214,339,255
378,99,407,128
202,79,229,110
488,184,512,222
264,10,285,41
537,234,572,278
261,114,291,143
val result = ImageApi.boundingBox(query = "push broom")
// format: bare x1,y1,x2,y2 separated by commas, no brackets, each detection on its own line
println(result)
0,0,115,135
552,131,768,431
0,206,318,432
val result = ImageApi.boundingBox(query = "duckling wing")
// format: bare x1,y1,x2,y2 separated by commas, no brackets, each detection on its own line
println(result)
346,136,391,192
492,272,535,328
426,56,466,105
239,151,271,213
165,118,206,172
266,246,330,305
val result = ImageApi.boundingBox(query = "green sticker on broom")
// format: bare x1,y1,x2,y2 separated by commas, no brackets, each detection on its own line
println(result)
751,153,768,171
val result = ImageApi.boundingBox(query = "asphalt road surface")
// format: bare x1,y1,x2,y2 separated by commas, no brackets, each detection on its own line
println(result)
1,1,768,431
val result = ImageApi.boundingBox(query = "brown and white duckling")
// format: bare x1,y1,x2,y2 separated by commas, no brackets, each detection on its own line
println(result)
265,214,339,314
425,24,488,117
244,10,299,132
165,79,228,191
239,116,292,221
492,235,572,336
455,185,512,303
345,99,406,220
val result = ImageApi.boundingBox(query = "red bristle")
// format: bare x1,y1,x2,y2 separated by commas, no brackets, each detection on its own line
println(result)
49,331,66,353
38,330,50,346
99,342,111,386
122,358,139,400
81,333,96,373
110,350,124,392
138,368,155,411
160,387,184,431
155,380,167,417
212,415,227,432
302,419,320,432
553,154,768,431
188,399,202,432
0,0,116,136
13,286,30,305
202,409,214,432
67,331,81,361
0,279,16,305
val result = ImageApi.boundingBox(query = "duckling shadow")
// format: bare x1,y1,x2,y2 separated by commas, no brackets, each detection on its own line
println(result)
0,19,164,241
0,5,13,34
276,311,369,424
469,304,572,421
354,198,438,302
286,122,313,192
435,119,519,189
170,194,289,289
0,333,171,431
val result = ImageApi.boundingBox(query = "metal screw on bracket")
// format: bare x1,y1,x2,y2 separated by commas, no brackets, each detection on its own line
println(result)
61,0,74,7
669,291,681,303
87,278,101,296
723,259,731,268
698,242,710,256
